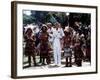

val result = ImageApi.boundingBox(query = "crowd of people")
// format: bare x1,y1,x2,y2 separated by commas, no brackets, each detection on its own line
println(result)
23,21,91,68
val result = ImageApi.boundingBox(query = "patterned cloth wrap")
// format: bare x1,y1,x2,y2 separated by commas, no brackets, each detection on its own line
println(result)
24,36,36,56
64,46,72,57
39,32,51,58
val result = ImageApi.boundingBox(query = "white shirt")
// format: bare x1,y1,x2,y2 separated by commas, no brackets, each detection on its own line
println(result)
47,28,53,42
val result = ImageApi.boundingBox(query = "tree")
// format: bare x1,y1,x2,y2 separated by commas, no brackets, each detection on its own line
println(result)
23,14,35,26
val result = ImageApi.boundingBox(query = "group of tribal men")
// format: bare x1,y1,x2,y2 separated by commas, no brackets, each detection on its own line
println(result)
24,22,91,67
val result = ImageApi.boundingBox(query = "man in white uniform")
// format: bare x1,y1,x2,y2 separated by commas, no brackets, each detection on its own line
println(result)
52,22,64,66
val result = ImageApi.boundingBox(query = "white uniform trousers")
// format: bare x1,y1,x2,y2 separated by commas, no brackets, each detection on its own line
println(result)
53,39,61,65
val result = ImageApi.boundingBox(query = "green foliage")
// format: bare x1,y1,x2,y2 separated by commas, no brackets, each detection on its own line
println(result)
23,14,35,25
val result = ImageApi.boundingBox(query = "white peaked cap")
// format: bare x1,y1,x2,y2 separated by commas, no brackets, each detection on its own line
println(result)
64,26,70,32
